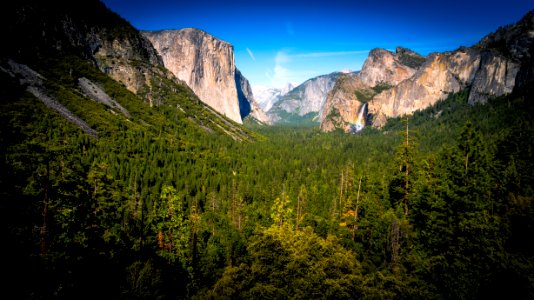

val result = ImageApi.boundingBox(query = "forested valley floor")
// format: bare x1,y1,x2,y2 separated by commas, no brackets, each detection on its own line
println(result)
1,58,533,298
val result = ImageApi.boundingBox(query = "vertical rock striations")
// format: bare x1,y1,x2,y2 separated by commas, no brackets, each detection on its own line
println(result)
144,29,245,124
475,10,534,90
368,47,521,127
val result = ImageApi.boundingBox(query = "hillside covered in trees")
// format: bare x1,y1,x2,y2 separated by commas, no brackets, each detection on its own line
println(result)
1,1,534,299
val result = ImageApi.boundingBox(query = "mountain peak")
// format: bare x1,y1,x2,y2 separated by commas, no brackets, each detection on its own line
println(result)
476,9,534,62
359,47,419,87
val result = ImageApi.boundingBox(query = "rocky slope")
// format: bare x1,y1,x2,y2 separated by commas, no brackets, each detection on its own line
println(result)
1,1,181,107
144,29,262,124
269,72,340,124
321,10,533,131
319,73,367,131
1,0,253,141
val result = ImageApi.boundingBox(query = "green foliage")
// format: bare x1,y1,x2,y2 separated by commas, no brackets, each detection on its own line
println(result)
397,52,426,69
354,82,392,102
371,82,393,94
325,107,342,123
153,186,189,265
271,192,293,229
1,47,533,300
354,88,375,102
211,226,364,299
268,110,320,126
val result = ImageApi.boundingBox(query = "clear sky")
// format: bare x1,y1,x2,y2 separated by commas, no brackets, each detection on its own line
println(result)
101,0,533,89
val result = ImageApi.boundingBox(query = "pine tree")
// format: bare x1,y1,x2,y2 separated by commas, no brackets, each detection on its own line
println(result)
152,185,189,266
271,191,293,230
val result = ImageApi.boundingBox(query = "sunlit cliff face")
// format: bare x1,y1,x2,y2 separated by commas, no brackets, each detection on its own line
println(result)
350,102,367,133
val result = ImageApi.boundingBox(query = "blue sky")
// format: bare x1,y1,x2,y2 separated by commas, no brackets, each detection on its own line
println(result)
102,0,533,89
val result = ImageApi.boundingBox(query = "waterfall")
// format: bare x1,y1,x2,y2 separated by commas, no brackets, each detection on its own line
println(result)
351,102,368,133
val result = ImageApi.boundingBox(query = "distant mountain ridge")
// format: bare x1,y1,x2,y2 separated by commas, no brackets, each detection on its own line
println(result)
268,72,341,124
253,83,295,112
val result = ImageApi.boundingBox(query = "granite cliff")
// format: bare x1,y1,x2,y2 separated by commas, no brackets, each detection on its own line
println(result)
1,0,253,141
144,29,265,124
321,10,533,131
320,47,421,132
368,47,520,126
319,73,367,131
359,47,423,87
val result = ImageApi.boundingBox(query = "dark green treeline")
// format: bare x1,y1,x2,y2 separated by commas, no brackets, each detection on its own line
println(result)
1,60,533,299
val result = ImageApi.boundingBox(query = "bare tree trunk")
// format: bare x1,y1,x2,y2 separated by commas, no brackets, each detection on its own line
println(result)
352,175,362,240
465,153,469,175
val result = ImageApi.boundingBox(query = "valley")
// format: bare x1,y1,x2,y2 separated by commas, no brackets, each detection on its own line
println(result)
1,1,533,299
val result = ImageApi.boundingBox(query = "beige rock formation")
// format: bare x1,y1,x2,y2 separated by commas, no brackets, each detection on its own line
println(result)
320,11,534,132
368,48,520,126
321,41,523,130
320,73,368,132
359,48,419,86
143,29,243,123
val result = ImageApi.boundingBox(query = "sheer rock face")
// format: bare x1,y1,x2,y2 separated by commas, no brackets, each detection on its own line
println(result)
468,51,520,104
368,50,471,127
235,69,271,124
143,29,243,123
320,47,423,132
368,48,520,127
320,11,534,131
358,48,419,87
320,10,533,131
474,10,534,91
319,73,367,132
269,72,340,123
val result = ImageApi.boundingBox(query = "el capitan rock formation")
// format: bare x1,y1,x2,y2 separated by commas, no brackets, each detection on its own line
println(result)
144,28,266,124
